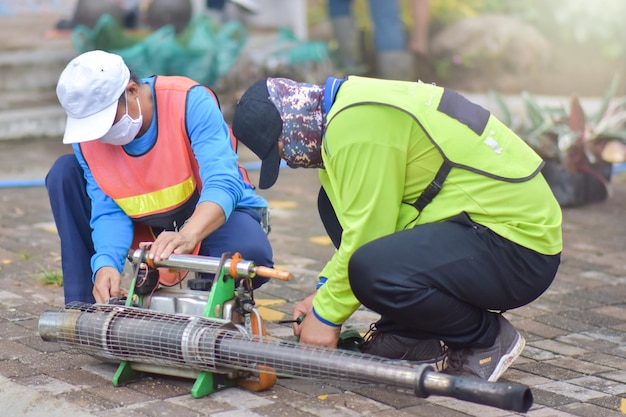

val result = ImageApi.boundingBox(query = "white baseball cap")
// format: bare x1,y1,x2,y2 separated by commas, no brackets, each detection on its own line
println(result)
56,50,131,144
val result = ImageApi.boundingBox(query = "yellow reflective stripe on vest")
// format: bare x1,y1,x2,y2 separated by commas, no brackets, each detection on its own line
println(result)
114,176,196,218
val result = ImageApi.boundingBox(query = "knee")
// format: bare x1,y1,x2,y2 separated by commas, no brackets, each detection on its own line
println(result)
348,244,378,303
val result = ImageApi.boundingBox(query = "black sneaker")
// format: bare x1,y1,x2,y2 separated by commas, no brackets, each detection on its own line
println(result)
359,324,447,370
445,314,525,382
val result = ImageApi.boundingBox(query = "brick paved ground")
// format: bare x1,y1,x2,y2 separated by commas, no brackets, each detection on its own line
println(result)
0,138,625,416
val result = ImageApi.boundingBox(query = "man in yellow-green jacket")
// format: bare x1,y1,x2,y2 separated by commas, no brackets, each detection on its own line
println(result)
232,76,562,382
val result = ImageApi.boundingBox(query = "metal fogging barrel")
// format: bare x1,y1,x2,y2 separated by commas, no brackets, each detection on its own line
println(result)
39,304,532,412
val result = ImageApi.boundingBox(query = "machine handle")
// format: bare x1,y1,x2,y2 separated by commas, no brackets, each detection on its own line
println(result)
253,266,292,281
418,371,532,413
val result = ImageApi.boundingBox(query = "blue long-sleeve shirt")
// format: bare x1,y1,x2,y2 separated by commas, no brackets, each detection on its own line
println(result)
73,77,267,279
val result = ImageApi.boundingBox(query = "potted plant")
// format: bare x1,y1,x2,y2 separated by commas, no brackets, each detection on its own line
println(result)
491,76,626,207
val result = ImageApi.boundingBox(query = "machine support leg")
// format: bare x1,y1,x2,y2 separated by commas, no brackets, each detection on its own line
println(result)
192,252,236,397
113,360,138,386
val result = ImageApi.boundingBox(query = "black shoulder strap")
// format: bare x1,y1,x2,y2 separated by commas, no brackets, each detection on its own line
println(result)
412,160,453,212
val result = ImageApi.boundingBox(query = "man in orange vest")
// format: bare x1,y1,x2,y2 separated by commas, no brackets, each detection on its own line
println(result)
47,50,273,305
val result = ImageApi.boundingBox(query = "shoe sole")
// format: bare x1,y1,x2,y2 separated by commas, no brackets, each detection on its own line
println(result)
487,333,526,382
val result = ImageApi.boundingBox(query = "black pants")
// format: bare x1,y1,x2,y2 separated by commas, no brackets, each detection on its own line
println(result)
318,187,560,349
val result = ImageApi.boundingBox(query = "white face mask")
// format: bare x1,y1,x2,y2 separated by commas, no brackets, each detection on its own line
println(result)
99,91,143,146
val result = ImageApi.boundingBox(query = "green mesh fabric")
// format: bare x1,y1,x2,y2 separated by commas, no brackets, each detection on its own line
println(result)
72,13,247,87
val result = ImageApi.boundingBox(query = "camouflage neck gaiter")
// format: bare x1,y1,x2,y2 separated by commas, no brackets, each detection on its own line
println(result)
267,78,325,169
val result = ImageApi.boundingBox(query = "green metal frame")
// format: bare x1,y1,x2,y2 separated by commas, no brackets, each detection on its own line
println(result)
112,253,237,398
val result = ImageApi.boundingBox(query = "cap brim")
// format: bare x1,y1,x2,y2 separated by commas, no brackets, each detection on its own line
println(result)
258,141,282,189
62,99,119,144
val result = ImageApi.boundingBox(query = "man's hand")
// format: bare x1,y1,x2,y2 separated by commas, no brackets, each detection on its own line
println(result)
140,230,198,262
293,293,341,348
139,202,226,262
93,266,122,303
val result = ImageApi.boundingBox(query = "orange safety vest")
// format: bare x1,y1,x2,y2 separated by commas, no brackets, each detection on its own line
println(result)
81,75,251,231
81,76,251,284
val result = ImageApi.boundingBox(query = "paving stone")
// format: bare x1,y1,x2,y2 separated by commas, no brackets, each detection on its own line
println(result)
590,305,626,321
0,339,41,360
532,313,596,334
606,345,626,360
0,374,101,417
402,402,480,417
557,402,626,417
509,304,551,320
323,380,422,409
585,395,624,413
93,408,151,417
583,285,626,304
583,327,626,344
520,346,562,361
53,388,119,413
18,349,98,374
542,357,615,376
565,375,626,396
126,375,194,399
303,390,393,416
0,358,41,378
265,388,352,417
424,396,513,417
598,370,626,384
525,407,579,416
514,318,570,339
47,368,110,388
549,291,606,310
0,305,35,322
575,352,626,370
527,339,589,357
519,330,544,344
276,377,344,397
128,399,212,417
0,320,32,339
85,384,155,407
553,332,620,352
534,381,607,402
513,362,584,381
166,392,236,415
15,373,79,395
253,402,319,417
559,271,620,289
558,310,626,328
500,368,554,386
530,388,579,408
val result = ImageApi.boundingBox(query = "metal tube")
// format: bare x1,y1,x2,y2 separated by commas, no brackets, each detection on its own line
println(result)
129,250,292,280
130,250,255,277
214,334,417,388
38,305,532,413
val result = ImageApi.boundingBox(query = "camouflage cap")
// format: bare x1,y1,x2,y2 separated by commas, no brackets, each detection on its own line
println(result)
267,78,325,169
232,79,283,189
232,78,325,189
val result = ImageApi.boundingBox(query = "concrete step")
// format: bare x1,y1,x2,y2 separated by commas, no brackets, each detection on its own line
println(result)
0,102,65,141
0,12,76,141
0,47,76,93
0,47,73,141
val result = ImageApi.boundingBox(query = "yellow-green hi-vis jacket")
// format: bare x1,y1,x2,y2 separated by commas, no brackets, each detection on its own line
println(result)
313,76,562,325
